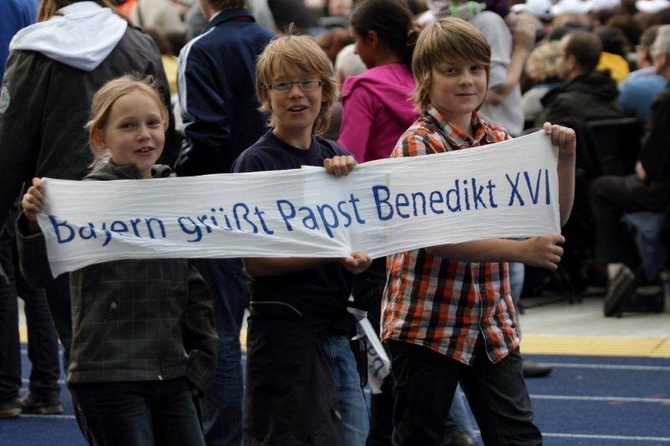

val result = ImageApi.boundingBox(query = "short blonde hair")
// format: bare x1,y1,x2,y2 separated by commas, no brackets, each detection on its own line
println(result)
412,17,491,110
256,34,337,135
86,74,169,159
525,41,561,81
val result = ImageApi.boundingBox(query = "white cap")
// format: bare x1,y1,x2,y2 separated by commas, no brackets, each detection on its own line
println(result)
636,0,670,12
585,0,622,10
511,0,554,20
550,0,591,15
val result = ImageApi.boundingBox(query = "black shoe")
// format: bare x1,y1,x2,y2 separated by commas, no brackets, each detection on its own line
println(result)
603,266,636,317
522,358,553,378
622,285,666,313
0,398,21,419
20,392,63,415
444,430,477,446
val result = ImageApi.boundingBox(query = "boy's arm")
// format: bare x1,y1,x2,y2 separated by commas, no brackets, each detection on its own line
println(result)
425,236,565,270
543,122,576,226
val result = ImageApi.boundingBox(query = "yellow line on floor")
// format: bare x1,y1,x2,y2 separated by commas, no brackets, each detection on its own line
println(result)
21,327,669,359
521,334,670,358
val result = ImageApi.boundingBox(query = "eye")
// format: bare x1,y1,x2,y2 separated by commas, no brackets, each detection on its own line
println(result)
148,118,162,127
119,122,135,129
470,65,484,73
272,81,291,90
299,79,316,88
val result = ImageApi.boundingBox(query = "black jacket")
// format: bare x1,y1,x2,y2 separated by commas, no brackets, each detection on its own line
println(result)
539,71,626,125
0,8,177,228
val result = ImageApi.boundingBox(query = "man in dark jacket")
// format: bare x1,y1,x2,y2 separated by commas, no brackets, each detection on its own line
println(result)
539,30,626,125
175,1,274,444
591,25,670,317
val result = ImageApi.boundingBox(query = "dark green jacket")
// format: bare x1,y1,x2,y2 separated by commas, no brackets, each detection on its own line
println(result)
17,163,218,393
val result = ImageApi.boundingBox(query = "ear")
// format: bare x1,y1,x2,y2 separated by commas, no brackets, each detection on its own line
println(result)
366,30,379,48
91,127,105,148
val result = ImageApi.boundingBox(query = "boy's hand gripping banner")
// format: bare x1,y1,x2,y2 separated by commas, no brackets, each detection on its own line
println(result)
37,131,561,276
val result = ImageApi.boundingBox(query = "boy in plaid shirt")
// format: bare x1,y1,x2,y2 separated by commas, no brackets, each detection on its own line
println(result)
381,18,576,445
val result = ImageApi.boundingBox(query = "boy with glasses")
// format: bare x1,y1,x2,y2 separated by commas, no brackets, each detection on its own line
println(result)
232,34,372,446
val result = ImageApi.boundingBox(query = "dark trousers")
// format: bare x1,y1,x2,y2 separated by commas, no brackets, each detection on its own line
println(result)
591,174,670,263
194,258,248,446
70,377,205,446
389,340,541,446
0,201,60,402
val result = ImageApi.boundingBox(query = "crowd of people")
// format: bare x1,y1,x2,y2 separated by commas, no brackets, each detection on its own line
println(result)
0,0,669,445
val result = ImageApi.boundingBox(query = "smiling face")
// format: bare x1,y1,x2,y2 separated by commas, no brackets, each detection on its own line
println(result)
94,90,165,178
267,68,324,149
429,60,487,131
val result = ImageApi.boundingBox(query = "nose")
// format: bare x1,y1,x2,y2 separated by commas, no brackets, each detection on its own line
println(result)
137,124,151,140
458,72,474,85
287,82,304,96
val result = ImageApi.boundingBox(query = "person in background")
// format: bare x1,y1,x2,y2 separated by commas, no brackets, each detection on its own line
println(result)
619,25,667,120
0,0,63,420
592,24,670,317
17,74,218,446
175,1,274,444
522,40,562,128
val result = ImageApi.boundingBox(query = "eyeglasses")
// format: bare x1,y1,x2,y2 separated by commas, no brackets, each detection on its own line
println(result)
267,79,324,92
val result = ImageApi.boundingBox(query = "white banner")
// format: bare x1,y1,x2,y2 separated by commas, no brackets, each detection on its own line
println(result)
37,131,561,276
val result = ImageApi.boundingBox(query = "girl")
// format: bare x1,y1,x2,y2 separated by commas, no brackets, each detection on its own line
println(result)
18,75,217,446
337,0,418,164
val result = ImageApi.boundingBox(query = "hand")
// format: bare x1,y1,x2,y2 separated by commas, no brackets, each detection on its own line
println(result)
324,155,356,177
519,235,565,270
339,251,372,274
21,177,45,223
543,122,576,158
635,161,647,181
512,14,538,52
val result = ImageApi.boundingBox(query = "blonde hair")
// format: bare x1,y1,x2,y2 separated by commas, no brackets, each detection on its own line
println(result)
525,41,561,81
412,17,491,110
256,34,337,135
86,74,169,160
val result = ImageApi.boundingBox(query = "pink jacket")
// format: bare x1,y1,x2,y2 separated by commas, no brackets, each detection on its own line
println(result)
338,63,417,162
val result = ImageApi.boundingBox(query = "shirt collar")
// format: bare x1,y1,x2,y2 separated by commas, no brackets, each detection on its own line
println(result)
425,105,495,149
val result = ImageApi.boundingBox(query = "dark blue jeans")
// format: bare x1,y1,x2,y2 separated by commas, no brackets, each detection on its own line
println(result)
0,203,60,402
194,258,248,446
69,377,204,446
389,340,541,446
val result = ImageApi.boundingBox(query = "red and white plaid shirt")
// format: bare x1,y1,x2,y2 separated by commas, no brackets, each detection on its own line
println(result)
381,106,520,365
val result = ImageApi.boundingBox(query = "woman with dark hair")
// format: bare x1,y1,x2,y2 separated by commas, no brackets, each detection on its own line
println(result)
337,0,417,163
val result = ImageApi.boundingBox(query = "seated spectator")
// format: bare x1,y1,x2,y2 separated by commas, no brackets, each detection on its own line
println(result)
523,41,561,127
591,24,670,317
538,30,626,125
619,25,668,119
595,25,632,84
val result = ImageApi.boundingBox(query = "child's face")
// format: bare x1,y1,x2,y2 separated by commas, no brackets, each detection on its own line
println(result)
96,90,165,179
267,68,324,144
429,60,487,128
